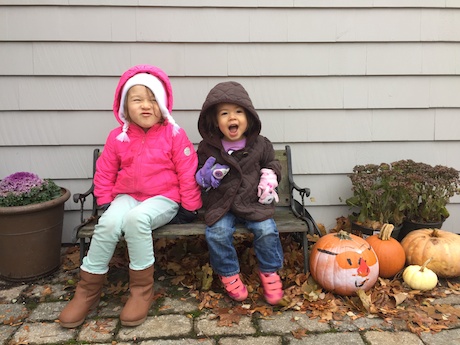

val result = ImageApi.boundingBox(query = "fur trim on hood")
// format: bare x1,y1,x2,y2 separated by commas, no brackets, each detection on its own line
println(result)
113,64,179,142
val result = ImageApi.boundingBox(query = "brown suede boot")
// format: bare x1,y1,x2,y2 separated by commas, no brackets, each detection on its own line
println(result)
120,265,154,326
58,270,105,328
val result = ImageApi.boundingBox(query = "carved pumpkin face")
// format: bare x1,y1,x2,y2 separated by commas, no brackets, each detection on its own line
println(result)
309,231,379,296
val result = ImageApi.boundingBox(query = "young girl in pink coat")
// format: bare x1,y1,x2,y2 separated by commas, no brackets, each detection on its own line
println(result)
59,65,202,328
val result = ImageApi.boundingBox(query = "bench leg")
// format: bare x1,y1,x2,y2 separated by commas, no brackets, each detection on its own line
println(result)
79,238,86,265
301,232,309,274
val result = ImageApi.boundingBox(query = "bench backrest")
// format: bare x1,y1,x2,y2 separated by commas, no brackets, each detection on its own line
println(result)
91,148,291,208
275,149,290,207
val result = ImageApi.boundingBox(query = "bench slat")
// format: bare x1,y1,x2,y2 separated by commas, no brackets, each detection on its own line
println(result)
77,209,308,238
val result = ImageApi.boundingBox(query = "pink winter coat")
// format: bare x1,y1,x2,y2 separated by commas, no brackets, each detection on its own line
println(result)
94,65,202,211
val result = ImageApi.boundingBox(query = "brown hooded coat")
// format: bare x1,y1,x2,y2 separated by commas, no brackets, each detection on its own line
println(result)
197,81,281,226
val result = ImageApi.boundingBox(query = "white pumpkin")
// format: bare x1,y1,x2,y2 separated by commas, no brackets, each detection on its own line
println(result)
403,258,438,291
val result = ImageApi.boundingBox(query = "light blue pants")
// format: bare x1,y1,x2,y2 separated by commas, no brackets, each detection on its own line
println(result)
81,194,178,274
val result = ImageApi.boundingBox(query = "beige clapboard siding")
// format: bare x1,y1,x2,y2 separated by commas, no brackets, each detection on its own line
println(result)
2,108,459,147
284,142,460,175
2,76,460,111
1,7,460,42
2,42,460,77
0,111,117,146
3,1,459,8
1,2,459,239
1,141,458,182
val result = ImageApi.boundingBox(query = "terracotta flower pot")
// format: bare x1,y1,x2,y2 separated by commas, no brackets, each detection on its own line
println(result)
0,188,70,281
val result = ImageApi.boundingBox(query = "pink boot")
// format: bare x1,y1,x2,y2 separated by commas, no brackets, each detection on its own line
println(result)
219,274,248,301
259,272,283,305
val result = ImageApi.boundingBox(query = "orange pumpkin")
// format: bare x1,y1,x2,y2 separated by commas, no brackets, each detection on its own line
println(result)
401,228,460,278
309,230,379,296
366,224,406,278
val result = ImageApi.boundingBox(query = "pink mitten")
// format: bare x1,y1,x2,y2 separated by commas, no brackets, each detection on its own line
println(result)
257,168,279,204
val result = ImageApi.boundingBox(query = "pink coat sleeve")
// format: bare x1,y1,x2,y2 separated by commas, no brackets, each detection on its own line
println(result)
94,132,120,206
171,129,202,211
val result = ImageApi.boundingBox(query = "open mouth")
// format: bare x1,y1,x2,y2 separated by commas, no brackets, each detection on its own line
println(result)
228,124,239,134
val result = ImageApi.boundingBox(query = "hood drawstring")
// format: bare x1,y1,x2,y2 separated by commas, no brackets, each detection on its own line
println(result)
116,123,131,143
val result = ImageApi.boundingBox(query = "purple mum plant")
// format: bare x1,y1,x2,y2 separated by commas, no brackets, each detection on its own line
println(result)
0,172,62,207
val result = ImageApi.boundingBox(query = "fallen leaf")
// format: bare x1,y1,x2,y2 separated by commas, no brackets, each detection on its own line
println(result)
291,328,308,339
200,264,214,290
392,293,407,306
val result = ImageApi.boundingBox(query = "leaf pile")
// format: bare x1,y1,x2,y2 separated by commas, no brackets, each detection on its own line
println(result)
61,219,460,335
151,230,460,335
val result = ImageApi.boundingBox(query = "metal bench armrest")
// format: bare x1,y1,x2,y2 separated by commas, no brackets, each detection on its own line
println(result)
72,148,101,242
73,182,97,222
285,145,321,238
291,180,311,198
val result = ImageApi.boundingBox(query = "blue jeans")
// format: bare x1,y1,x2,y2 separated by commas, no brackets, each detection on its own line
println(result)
205,212,283,277
81,194,178,274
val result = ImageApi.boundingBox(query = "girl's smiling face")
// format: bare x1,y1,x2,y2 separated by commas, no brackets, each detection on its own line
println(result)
216,103,248,141
126,85,162,131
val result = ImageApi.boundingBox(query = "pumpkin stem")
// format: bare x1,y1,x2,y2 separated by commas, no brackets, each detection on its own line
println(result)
420,258,433,272
378,223,394,241
336,230,352,240
431,229,439,237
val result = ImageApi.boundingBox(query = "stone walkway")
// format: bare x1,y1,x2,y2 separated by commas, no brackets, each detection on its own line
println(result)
1,250,460,345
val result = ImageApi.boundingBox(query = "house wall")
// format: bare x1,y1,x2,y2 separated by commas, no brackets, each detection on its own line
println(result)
1,1,459,243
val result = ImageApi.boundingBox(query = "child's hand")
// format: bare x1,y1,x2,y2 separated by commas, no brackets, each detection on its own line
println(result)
196,156,217,188
258,168,279,204
210,163,230,188
258,185,279,204
99,203,111,211
196,157,230,189
169,205,198,224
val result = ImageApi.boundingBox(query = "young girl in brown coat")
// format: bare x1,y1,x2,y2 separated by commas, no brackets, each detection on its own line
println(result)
195,81,284,304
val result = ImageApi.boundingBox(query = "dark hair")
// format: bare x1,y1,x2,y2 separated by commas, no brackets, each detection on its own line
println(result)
244,111,254,135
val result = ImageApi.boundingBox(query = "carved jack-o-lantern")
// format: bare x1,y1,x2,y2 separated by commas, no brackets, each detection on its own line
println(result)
309,230,379,296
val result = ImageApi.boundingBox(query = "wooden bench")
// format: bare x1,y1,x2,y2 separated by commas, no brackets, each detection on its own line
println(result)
72,145,321,273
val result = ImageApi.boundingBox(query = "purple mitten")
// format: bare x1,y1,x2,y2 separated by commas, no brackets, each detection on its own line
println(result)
196,156,216,188
196,157,230,189
258,168,279,204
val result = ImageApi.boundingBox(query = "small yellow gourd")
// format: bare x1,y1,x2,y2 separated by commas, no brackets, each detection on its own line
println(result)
403,258,438,290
